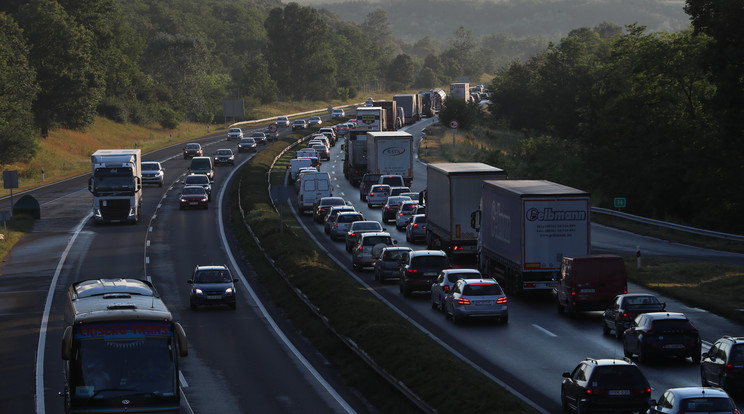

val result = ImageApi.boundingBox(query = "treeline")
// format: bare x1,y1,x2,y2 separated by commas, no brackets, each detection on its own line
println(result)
484,0,744,233
0,0,485,167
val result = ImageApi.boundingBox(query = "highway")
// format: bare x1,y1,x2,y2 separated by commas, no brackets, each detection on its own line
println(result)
1,112,744,413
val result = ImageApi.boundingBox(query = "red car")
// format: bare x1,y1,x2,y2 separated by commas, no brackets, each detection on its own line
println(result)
179,185,209,210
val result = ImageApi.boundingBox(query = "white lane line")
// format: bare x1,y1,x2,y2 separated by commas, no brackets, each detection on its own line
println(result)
532,324,558,337
36,212,92,414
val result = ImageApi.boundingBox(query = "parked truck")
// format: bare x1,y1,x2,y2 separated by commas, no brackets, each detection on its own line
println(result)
372,100,400,130
88,149,143,224
450,83,470,101
343,107,385,186
425,163,508,256
393,94,421,124
366,131,413,187
472,180,591,295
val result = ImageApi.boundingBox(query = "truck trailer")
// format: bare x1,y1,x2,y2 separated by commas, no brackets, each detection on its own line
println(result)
450,83,470,101
393,94,421,124
372,100,400,131
425,163,508,256
366,131,413,187
88,149,143,224
343,107,385,186
473,180,591,295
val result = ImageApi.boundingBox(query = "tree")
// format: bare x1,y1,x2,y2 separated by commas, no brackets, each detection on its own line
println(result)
0,14,39,166
387,54,415,91
17,0,104,137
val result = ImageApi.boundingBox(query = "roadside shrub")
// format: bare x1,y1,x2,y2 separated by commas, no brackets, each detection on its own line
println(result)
158,108,181,129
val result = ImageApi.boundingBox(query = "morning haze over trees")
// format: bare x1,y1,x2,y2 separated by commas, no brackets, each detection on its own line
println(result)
0,0,742,232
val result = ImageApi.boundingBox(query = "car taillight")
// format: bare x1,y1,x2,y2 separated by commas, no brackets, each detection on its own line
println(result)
357,245,363,251
726,363,735,374
456,297,471,305
496,297,508,304
407,268,419,275
349,233,356,238
369,192,374,196
399,212,404,216
453,245,463,251
443,285,450,292
412,223,418,228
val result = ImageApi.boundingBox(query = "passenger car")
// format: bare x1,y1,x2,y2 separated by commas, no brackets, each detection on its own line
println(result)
227,128,243,140
444,278,508,324
395,200,419,230
250,131,267,145
623,312,701,364
307,115,322,126
183,174,212,201
324,206,357,234
292,119,307,130
313,197,348,223
238,137,257,153
312,144,330,161
263,128,278,142
213,148,235,166
345,221,384,251
373,246,412,282
389,186,411,197
318,127,337,145
648,387,738,414
336,123,349,137
178,185,209,210
602,293,666,338
187,265,238,310
367,184,391,208
359,173,382,201
561,358,651,414
381,196,411,223
405,214,427,243
331,108,345,118
141,161,165,187
430,268,481,311
351,232,396,270
276,116,290,127
329,211,364,241
378,174,405,188
183,143,203,159
398,250,450,297
701,336,744,394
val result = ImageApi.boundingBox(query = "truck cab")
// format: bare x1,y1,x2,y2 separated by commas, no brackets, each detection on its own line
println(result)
555,255,628,314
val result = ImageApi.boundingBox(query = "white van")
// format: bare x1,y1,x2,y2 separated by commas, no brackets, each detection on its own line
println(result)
289,158,314,181
298,172,332,212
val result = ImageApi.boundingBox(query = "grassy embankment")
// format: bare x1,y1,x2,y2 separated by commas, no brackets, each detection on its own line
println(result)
420,123,744,326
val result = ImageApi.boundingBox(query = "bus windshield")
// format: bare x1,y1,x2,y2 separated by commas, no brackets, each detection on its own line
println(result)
70,322,177,401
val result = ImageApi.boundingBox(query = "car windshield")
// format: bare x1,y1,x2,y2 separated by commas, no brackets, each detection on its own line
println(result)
680,397,733,412
182,187,205,195
462,283,503,296
216,150,231,155
142,164,159,171
194,270,232,283
625,296,660,305
591,366,647,387
252,133,264,137
186,144,199,149
338,214,362,223
323,199,344,206
383,250,407,261
230,129,240,133
242,138,255,144
186,176,208,184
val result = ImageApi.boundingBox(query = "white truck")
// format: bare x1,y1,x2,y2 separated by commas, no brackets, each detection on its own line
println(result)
425,163,508,256
343,107,385,185
88,149,142,224
450,82,470,101
366,131,413,187
472,180,591,295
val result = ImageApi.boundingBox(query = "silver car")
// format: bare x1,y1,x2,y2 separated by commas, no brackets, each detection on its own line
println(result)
395,200,419,230
141,161,165,187
351,232,395,271
648,387,737,414
444,278,508,324
324,206,357,234
405,214,427,243
367,184,391,208
345,221,384,252
430,269,482,312
330,212,364,241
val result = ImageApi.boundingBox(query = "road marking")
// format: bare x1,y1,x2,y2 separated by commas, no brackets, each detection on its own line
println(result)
532,324,557,337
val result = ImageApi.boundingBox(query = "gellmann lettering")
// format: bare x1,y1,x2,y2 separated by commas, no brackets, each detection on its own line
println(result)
525,208,586,222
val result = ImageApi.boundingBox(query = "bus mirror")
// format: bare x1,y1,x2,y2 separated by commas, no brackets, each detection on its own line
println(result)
470,210,481,231
61,326,72,360
175,322,188,357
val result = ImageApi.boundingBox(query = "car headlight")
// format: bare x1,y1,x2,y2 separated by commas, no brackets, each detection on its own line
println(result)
225,287,234,295
195,288,203,295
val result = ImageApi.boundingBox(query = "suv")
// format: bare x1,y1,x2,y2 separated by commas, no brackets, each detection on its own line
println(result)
276,116,290,127
398,250,450,297
359,173,382,201
141,161,165,187
561,358,652,414
701,335,744,393
367,184,391,208
292,119,307,130
602,293,666,338
187,265,239,310
331,108,345,119
430,268,482,312
324,206,356,234
345,221,384,252
351,232,395,271
329,211,364,241
395,200,419,230
183,143,203,159
622,312,701,364
444,278,508,324
373,246,412,282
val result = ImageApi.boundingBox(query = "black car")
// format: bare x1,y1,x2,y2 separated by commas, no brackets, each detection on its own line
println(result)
602,293,666,338
213,148,235,166
701,335,744,394
623,312,701,364
373,246,412,282
359,173,382,201
561,358,651,414
250,131,267,145
398,250,450,297
182,143,203,159
313,197,347,223
238,137,257,153
187,265,238,310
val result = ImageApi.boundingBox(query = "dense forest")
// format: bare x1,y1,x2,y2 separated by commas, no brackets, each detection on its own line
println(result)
0,0,742,232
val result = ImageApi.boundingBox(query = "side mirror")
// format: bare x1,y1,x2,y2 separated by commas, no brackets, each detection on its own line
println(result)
186,279,193,284
175,322,188,357
562,372,570,378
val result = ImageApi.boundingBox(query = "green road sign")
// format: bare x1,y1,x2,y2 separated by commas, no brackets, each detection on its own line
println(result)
614,197,626,208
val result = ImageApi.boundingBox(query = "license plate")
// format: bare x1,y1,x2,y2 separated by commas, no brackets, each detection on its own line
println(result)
476,300,493,306
580,288,595,293
664,344,684,349
608,390,630,396
207,295,221,300
424,272,436,276
189,202,198,205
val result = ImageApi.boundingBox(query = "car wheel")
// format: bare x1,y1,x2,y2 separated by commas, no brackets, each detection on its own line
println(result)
602,321,610,336
204,203,209,210
159,182,163,188
406,232,411,242
431,299,438,310
557,301,565,313
374,270,380,282
352,261,358,271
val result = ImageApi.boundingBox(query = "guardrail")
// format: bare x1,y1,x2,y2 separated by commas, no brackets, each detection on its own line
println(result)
592,207,744,242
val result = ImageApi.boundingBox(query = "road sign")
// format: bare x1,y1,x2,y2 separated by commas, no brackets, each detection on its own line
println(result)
268,123,278,133
449,119,459,129
613,197,626,208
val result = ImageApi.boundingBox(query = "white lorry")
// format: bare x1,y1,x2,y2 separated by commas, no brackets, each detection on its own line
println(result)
450,82,470,101
425,163,508,256
343,107,385,186
88,149,142,224
366,131,413,187
472,180,591,294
